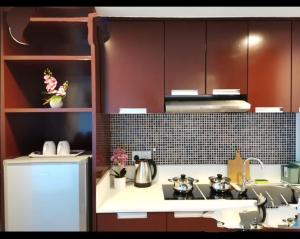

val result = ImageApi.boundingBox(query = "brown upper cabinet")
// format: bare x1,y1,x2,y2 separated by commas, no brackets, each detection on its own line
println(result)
248,20,292,112
103,19,295,113
164,20,206,96
292,21,300,112
103,20,164,113
206,21,248,94
165,20,247,96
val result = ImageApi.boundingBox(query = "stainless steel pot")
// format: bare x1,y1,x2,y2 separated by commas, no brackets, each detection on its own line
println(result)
168,174,199,193
209,174,231,193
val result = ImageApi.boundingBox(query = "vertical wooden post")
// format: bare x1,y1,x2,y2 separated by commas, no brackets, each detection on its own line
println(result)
0,7,3,232
87,12,99,232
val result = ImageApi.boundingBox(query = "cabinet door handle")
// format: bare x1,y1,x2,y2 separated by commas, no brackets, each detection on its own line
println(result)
117,212,148,219
212,89,240,95
255,107,283,113
119,108,147,114
171,89,199,96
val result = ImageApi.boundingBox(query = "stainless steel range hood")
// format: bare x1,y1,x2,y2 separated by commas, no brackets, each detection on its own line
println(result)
165,95,251,113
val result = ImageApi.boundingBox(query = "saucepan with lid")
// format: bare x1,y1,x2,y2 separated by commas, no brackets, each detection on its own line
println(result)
168,174,199,194
209,174,232,193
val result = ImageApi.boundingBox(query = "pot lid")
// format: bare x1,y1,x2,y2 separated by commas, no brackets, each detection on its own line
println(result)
209,174,231,183
171,174,195,182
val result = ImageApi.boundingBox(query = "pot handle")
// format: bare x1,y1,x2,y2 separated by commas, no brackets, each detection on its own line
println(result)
168,179,173,182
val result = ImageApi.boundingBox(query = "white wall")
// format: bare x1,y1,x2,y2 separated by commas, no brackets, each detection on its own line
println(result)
95,7,300,18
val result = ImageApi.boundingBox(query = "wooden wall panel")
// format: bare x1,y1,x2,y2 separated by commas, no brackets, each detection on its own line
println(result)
292,21,300,112
206,20,248,94
89,14,112,231
165,20,206,96
0,8,3,232
248,20,292,112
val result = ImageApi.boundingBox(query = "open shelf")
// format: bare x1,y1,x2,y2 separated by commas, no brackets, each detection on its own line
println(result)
5,113,92,158
30,17,88,23
0,7,98,231
4,55,91,61
5,108,92,113
3,12,90,56
4,60,92,108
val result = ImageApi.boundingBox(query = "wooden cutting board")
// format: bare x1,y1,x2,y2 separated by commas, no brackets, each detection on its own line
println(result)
227,150,250,184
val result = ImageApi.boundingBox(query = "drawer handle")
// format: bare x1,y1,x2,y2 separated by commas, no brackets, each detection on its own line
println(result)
174,211,212,218
117,212,148,219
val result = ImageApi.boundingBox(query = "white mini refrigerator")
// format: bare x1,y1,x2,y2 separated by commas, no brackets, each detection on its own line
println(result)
3,155,90,231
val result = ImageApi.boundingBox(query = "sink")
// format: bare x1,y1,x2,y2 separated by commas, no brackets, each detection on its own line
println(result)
244,184,299,207
234,184,300,229
231,182,300,205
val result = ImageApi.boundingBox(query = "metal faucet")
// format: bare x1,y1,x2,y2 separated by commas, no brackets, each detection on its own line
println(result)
240,157,264,193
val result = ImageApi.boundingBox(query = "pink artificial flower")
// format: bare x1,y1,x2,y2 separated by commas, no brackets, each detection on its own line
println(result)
111,148,128,167
46,84,56,93
44,75,56,84
44,75,57,93
56,85,66,96
44,75,50,81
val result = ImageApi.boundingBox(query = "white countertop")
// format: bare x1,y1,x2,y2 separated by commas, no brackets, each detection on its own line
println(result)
98,182,257,213
96,164,283,213
96,164,300,228
96,172,260,229
96,166,257,217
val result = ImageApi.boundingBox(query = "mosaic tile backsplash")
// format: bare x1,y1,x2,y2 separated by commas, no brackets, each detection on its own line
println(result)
110,113,296,165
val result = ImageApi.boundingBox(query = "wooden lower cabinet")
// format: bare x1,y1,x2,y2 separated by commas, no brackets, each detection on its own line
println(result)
97,212,234,232
166,213,230,232
96,213,167,231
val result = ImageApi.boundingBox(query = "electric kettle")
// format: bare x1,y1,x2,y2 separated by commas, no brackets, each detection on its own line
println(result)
134,157,157,188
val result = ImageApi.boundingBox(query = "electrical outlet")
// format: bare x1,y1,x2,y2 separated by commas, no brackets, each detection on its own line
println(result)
132,151,152,161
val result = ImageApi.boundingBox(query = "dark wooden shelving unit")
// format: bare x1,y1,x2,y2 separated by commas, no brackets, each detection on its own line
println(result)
0,8,103,231
0,11,93,158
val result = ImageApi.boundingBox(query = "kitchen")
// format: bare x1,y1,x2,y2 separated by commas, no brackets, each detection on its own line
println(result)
1,6,300,233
